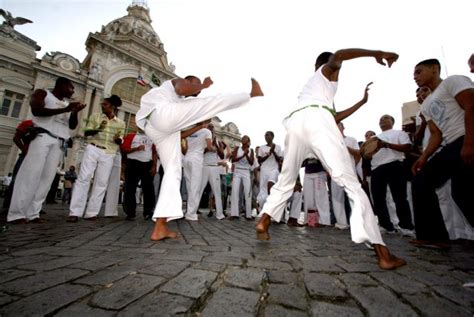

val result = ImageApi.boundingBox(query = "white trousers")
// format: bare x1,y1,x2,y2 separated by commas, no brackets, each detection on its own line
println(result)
303,172,331,225
231,168,252,217
331,181,349,227
183,155,204,221
257,168,279,210
69,144,115,218
8,134,63,221
260,108,384,245
289,191,303,219
199,165,225,219
144,93,250,221
104,153,122,217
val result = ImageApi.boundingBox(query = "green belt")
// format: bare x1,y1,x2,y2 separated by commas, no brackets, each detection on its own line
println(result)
286,104,336,119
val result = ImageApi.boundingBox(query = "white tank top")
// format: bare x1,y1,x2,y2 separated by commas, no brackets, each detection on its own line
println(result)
292,66,338,114
32,90,70,139
234,147,251,170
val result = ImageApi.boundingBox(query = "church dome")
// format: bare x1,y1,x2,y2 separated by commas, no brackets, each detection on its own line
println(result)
99,1,163,49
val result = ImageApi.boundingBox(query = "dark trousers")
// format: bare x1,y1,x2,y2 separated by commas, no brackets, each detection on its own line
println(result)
371,161,414,231
412,136,474,241
123,159,156,218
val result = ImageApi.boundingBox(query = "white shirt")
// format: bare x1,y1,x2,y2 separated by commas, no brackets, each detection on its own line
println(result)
185,128,212,159
32,90,71,139
258,144,283,172
136,80,182,130
234,147,252,170
343,135,359,169
371,129,411,170
2,176,12,186
421,75,473,144
127,133,154,162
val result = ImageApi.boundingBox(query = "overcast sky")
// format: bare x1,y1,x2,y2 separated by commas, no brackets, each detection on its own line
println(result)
2,0,473,146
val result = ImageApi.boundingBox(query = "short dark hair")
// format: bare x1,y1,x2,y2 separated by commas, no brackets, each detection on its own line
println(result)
104,95,122,108
55,77,71,88
416,59,441,70
184,75,200,82
315,52,333,69
265,131,274,138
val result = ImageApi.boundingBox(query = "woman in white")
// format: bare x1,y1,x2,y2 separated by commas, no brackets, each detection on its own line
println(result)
230,135,254,220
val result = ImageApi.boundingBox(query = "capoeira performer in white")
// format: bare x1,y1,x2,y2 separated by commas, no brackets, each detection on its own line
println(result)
182,122,212,221
137,76,263,240
198,123,226,220
256,48,406,270
257,131,283,210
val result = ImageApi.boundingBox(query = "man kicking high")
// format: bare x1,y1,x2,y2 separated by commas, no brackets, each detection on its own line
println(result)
136,76,263,241
255,48,406,270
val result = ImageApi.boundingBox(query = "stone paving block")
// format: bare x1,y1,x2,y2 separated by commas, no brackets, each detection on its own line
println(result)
310,300,364,316
246,259,293,271
161,268,218,299
299,257,346,273
18,256,92,271
303,272,346,299
398,268,460,286
336,260,381,272
118,291,194,317
203,255,243,266
267,283,307,310
162,252,205,262
347,286,417,316
0,268,34,283
403,292,472,316
1,267,89,295
267,271,300,284
224,268,265,291
74,263,140,286
337,272,379,287
0,284,91,316
55,302,116,317
192,261,227,273
264,304,307,317
140,260,191,278
9,246,69,257
0,292,18,306
69,255,130,271
0,254,58,270
200,287,259,317
432,284,474,309
91,273,165,310
370,271,426,294
44,248,105,257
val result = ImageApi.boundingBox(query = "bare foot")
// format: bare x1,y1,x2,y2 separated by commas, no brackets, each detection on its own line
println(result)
256,213,271,240
374,244,407,270
150,218,178,241
250,78,264,97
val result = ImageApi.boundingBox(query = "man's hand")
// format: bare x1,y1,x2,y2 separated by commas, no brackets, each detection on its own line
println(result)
67,102,86,113
136,145,145,151
461,143,474,166
202,77,213,89
412,156,427,175
375,51,399,68
361,82,373,103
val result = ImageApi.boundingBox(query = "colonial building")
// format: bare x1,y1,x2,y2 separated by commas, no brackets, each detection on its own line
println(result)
0,1,242,177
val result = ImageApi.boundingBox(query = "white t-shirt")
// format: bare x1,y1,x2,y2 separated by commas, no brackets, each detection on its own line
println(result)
371,129,411,170
234,147,252,170
136,80,182,130
32,90,71,139
291,66,338,115
343,135,359,169
421,75,473,144
127,133,154,162
258,144,283,172
185,128,212,159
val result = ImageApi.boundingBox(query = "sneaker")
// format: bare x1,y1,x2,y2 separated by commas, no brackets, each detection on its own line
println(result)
379,227,396,234
207,211,214,218
185,214,198,221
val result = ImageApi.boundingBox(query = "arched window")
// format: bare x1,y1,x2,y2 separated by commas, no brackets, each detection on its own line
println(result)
111,77,150,105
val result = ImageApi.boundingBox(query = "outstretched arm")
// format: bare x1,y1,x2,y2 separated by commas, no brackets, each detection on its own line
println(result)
335,82,372,123
323,49,398,81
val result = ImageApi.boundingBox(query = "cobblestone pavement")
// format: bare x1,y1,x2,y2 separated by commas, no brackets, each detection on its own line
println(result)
0,203,473,316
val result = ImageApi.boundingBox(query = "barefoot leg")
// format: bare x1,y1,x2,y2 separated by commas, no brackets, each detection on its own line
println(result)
250,78,264,97
256,213,271,240
150,217,178,241
374,244,406,270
